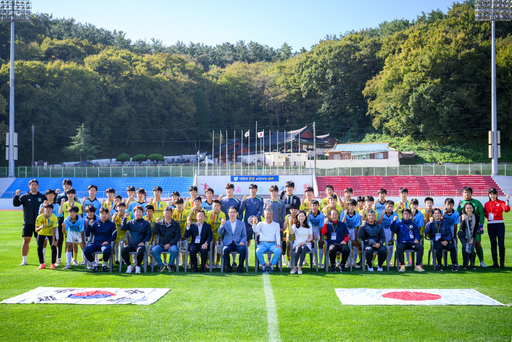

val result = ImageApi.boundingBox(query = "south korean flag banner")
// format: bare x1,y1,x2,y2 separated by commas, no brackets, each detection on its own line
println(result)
335,288,504,306
1,287,170,305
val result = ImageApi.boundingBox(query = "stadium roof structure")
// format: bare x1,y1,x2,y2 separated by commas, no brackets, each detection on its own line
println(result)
325,142,396,156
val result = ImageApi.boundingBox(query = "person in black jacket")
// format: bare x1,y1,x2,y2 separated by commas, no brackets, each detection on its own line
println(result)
357,210,387,272
13,179,47,266
182,210,213,273
458,202,479,270
121,205,151,274
425,208,458,272
151,207,181,272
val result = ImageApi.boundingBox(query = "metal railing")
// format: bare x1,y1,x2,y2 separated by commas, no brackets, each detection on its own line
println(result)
0,163,510,178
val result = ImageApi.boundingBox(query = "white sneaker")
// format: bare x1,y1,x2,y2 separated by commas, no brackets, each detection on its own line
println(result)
367,267,374,272
20,260,28,266
80,260,86,266
480,261,488,268
290,268,297,274
377,266,383,272
72,259,79,266
63,264,72,270
135,266,141,274
126,265,133,274
298,269,303,275
55,258,61,267
286,263,291,268
318,263,324,268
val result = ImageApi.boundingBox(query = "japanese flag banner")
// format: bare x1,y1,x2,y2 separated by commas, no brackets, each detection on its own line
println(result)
1,287,169,305
335,288,504,306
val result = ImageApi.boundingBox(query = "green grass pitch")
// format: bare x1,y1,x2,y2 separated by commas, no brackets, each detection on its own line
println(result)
0,210,511,341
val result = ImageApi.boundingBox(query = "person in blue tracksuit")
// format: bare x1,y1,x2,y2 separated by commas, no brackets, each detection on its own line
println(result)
390,208,425,272
84,207,117,272
121,205,151,274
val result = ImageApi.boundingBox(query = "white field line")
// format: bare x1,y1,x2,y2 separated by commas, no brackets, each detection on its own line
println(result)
263,274,281,342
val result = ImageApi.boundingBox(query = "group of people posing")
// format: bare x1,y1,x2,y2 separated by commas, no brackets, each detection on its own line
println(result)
13,178,510,274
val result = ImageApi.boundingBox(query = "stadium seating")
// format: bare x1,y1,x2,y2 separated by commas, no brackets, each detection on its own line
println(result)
316,175,505,197
1,177,194,199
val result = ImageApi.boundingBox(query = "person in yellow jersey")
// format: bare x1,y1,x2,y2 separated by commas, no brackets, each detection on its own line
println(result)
124,186,136,205
149,186,167,221
184,186,198,211
359,196,380,222
58,188,83,266
172,198,189,267
143,204,158,266
342,187,354,211
320,185,334,210
283,204,300,267
188,196,205,225
102,188,116,219
35,204,59,269
207,199,226,269
421,197,435,242
300,186,315,211
394,188,411,218
322,195,343,222
111,202,131,265
169,191,180,209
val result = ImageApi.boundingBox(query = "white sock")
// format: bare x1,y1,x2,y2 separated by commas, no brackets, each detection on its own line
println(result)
22,255,27,263
42,248,46,261
66,252,72,266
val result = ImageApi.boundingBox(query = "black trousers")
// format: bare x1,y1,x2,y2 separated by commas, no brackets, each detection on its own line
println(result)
37,235,56,264
189,243,208,270
488,223,505,249
121,245,145,266
434,241,457,265
364,244,387,267
396,242,423,266
328,243,350,266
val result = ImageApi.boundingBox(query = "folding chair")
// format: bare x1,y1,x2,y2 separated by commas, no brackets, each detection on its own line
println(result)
324,237,353,272
118,231,149,273
394,241,423,270
83,241,114,273
150,236,180,273
359,239,389,272
428,238,458,269
220,241,249,273
254,235,283,272
289,236,318,272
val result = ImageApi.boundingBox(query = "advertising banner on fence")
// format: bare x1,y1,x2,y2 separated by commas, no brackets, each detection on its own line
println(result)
197,175,313,196
1,287,169,305
335,288,504,306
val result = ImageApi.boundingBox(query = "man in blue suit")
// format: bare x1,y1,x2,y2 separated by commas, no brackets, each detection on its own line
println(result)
183,210,213,273
218,206,247,273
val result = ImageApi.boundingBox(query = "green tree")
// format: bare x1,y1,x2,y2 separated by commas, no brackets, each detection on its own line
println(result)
116,153,130,165
62,123,100,162
132,154,147,164
148,153,164,164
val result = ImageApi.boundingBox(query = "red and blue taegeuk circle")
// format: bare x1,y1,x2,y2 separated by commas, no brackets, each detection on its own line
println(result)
68,290,117,299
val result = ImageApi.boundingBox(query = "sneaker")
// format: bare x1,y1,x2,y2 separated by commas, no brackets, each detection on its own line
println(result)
286,263,291,268
480,261,488,268
414,265,425,272
335,262,340,268
318,263,324,268
102,265,108,272
37,264,45,269
298,269,303,275
354,261,361,269
329,266,336,272
344,263,349,269
205,264,209,269
399,265,406,272
115,260,120,265
135,266,141,274
80,260,86,266
91,265,99,273
158,265,166,273
437,265,444,272
377,266,383,272
339,265,345,273
73,259,79,266
55,258,61,267
290,268,297,274
86,262,93,270
20,260,28,266
232,262,237,267
126,265,133,274
262,264,267,273
168,265,175,272
367,267,374,272
50,264,56,270
451,265,459,272
63,264,72,270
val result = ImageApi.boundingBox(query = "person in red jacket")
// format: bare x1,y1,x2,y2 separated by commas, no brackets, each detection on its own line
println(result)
484,188,510,268
321,209,350,272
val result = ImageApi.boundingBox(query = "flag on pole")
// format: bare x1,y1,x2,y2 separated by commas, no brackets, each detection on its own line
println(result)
244,130,250,138
258,131,264,138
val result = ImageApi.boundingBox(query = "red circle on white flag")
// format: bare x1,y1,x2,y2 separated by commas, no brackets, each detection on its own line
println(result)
382,291,441,301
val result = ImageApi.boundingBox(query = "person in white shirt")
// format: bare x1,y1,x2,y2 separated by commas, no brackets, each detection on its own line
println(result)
289,210,313,275
253,208,282,273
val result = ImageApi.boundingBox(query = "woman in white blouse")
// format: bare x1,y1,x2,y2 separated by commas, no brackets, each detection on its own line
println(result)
289,210,313,274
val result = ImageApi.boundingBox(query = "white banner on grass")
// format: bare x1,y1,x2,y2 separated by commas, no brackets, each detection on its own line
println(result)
1,287,169,305
335,288,504,306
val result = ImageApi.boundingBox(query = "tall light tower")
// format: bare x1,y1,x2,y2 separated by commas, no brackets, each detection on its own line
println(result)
475,0,511,176
0,1,31,178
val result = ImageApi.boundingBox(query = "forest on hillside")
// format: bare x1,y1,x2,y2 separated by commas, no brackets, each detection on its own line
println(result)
0,1,511,165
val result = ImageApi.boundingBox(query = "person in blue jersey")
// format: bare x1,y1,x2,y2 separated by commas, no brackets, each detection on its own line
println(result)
322,208,350,272
62,206,85,270
281,181,301,216
121,205,152,274
266,185,286,228
343,199,362,268
128,188,147,215
442,198,460,237
84,207,117,272
377,200,398,267
201,187,215,212
357,210,387,272
110,195,122,219
374,188,387,216
169,191,180,209
425,208,458,272
82,184,101,216
124,185,136,205
240,183,264,248
390,208,425,272
219,183,241,217
307,200,325,267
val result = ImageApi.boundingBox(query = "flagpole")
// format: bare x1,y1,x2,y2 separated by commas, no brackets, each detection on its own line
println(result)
233,130,236,169
219,131,222,173
255,121,258,169
241,130,243,174
226,129,228,173
211,130,214,176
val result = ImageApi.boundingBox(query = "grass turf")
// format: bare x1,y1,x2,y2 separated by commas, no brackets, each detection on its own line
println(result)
0,211,511,341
